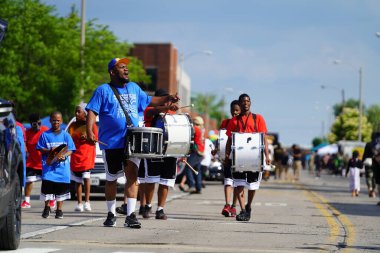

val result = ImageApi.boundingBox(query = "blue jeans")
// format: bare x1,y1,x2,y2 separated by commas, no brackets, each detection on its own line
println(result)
184,152,203,191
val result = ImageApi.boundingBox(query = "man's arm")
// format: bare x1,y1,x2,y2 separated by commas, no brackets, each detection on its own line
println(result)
225,137,232,161
150,94,180,106
86,110,97,143
264,135,271,165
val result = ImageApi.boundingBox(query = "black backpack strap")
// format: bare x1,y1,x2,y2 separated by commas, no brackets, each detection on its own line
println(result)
108,84,133,127
252,113,258,132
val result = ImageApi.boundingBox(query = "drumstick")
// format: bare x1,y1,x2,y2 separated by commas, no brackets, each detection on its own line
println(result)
183,160,199,175
95,140,108,146
179,104,194,109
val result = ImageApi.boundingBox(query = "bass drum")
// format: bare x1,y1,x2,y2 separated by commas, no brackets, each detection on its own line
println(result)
162,114,194,157
232,132,265,173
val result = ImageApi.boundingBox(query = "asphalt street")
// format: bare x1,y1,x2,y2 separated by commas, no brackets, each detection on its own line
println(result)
14,169,380,253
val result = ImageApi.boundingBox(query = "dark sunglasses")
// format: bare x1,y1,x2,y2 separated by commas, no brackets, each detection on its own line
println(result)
31,122,41,127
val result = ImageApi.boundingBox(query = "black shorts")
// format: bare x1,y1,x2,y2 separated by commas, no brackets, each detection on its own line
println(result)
41,180,70,201
26,167,42,182
138,159,147,178
232,171,261,183
223,159,233,179
104,149,127,180
146,157,177,180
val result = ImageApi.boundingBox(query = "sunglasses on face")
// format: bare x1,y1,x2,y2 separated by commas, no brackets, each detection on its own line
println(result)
31,122,41,127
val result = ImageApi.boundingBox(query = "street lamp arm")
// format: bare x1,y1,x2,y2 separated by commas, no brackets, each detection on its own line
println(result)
181,50,213,62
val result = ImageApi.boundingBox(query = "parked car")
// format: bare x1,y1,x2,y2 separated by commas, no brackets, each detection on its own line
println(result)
65,117,126,199
0,99,23,250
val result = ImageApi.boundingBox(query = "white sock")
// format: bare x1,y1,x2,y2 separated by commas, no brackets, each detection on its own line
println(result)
127,198,137,216
25,196,30,203
157,206,163,211
106,200,116,215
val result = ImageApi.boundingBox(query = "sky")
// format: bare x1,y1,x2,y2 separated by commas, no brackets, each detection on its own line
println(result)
43,0,380,147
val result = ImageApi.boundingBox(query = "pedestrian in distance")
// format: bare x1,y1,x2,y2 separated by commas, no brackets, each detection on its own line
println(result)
37,111,76,219
68,103,98,212
370,123,380,205
345,150,364,197
86,57,179,228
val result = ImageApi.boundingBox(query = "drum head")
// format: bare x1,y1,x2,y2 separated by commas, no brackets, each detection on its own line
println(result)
46,144,68,165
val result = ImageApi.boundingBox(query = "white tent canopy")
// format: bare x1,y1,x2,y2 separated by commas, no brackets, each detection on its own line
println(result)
317,144,339,156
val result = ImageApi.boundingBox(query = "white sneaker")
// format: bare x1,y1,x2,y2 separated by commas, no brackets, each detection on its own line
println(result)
74,203,84,212
84,202,92,212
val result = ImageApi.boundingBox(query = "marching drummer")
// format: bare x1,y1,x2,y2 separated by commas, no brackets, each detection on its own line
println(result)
86,58,179,228
217,100,241,218
36,111,76,219
139,88,179,220
225,93,271,222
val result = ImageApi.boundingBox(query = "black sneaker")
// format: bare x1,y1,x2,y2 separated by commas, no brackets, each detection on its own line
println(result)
124,212,141,228
55,209,63,219
143,205,152,219
155,209,167,220
103,212,116,227
116,203,128,215
245,204,252,219
138,205,145,215
236,210,250,221
42,206,51,218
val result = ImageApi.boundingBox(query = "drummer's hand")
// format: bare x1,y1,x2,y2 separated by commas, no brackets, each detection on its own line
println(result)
57,155,66,162
168,93,180,103
211,149,218,156
266,157,271,165
87,131,96,144
169,104,179,111
179,157,187,163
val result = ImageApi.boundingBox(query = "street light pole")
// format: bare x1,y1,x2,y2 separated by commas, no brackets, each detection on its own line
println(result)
320,84,345,106
80,0,86,98
177,50,213,93
358,66,363,142
333,59,363,142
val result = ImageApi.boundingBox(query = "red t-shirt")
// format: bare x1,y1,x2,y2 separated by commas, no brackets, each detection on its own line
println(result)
193,125,205,153
144,107,176,127
219,119,231,129
26,126,49,170
226,112,267,137
68,122,98,172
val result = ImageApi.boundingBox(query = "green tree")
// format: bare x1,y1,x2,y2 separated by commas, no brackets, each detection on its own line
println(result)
333,98,359,117
191,93,225,127
0,0,150,121
312,137,327,147
328,107,372,143
366,104,380,131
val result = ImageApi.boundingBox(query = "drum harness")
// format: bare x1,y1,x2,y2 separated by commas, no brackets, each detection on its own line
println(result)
109,83,134,159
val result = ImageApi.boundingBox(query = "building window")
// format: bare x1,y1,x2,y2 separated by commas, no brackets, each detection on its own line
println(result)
146,67,157,91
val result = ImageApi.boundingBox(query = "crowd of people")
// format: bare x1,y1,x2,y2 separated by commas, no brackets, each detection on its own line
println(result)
18,57,380,230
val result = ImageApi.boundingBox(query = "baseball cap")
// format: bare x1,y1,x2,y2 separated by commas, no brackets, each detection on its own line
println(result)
108,58,130,71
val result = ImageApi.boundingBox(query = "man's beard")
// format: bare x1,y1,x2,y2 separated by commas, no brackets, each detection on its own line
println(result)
118,76,129,83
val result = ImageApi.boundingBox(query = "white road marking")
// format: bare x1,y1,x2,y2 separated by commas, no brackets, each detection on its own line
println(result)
8,248,60,253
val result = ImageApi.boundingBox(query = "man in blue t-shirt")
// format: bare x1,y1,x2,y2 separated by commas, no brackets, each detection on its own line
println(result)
86,58,179,228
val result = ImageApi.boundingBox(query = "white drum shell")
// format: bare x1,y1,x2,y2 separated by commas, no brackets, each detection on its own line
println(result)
232,132,264,172
163,114,193,157
218,129,228,161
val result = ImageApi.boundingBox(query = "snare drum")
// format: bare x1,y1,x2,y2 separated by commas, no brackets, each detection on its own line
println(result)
127,127,163,158
161,114,194,157
232,132,264,172
218,129,228,161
